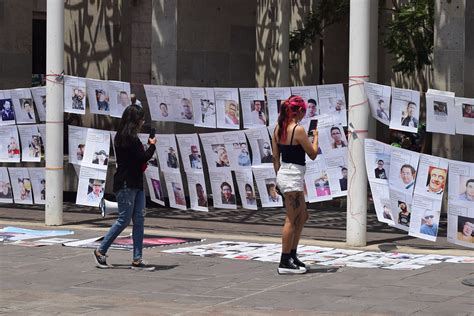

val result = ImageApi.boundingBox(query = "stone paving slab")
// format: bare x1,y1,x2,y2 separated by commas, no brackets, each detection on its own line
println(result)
1,224,474,315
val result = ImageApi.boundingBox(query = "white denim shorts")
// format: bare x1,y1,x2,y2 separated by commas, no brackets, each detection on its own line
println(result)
276,162,306,193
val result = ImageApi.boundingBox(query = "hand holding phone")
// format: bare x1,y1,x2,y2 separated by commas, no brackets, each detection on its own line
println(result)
149,128,156,145
149,127,156,139
308,119,318,136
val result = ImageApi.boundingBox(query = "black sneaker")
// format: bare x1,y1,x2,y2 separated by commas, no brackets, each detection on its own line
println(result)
93,249,109,269
131,259,155,271
277,258,307,274
292,256,309,272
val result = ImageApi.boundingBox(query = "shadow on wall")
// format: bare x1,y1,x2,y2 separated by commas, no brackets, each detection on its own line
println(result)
64,0,125,131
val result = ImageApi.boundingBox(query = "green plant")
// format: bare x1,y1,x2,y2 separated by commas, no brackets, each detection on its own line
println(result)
289,0,349,66
382,0,434,77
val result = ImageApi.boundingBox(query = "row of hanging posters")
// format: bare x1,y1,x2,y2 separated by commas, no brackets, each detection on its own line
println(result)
2,79,472,135
69,115,349,211
365,139,474,248
0,167,45,205
364,83,473,135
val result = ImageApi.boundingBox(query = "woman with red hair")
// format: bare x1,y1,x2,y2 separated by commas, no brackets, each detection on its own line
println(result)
272,95,319,274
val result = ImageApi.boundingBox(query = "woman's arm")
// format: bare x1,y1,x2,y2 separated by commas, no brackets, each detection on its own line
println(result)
271,127,280,173
294,125,319,160
130,137,156,163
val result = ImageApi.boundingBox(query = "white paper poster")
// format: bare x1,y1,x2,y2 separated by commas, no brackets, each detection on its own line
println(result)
163,171,187,210
0,90,16,126
0,125,20,163
0,167,13,203
155,134,180,172
17,125,41,162
239,88,267,129
253,166,282,208
389,87,420,133
408,196,441,242
68,125,88,165
215,88,240,129
388,147,420,195
81,128,111,170
369,181,394,225
190,87,216,128
11,88,35,124
76,166,107,207
364,139,394,225
64,75,87,115
87,79,110,115
220,131,250,170
447,160,474,248
167,86,194,125
144,165,165,206
176,133,203,172
413,154,449,200
291,85,319,124
36,124,46,152
209,170,236,209
324,148,348,197
108,80,131,118
317,84,347,126
425,89,455,135
364,139,392,183
305,159,332,202
454,97,474,136
244,127,273,166
389,188,413,232
28,168,46,205
364,82,391,126
7,167,33,205
265,87,291,127
235,169,257,210
30,86,46,122
186,171,208,212
319,125,348,153
143,85,173,122
199,132,232,171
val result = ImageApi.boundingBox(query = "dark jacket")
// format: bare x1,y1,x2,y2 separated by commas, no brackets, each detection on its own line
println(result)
113,136,156,192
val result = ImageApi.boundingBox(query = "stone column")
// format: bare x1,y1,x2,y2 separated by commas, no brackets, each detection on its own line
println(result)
432,0,465,161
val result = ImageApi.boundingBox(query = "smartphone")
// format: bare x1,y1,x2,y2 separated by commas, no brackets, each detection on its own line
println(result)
149,127,156,139
308,119,318,136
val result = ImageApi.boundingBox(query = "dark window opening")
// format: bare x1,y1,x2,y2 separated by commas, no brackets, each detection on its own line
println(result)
32,18,46,76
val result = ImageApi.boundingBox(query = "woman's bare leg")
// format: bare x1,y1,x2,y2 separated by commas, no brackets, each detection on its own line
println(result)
291,193,308,250
282,191,303,253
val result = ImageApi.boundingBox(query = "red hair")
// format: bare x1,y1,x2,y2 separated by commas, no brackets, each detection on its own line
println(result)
277,95,307,142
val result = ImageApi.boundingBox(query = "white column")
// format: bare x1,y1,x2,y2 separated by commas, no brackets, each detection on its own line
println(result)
45,0,64,225
346,0,376,246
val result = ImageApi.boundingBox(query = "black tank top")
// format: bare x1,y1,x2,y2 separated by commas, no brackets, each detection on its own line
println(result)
278,124,306,166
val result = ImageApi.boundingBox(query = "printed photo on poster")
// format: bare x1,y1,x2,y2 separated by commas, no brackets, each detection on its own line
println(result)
0,167,13,203
8,167,33,205
0,90,15,126
64,76,87,114
28,168,46,205
390,87,420,133
235,169,257,210
456,216,474,244
0,125,21,163
190,87,216,128
30,86,47,122
11,89,35,124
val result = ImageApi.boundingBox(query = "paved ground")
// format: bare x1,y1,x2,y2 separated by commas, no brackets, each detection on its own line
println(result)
1,203,474,315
